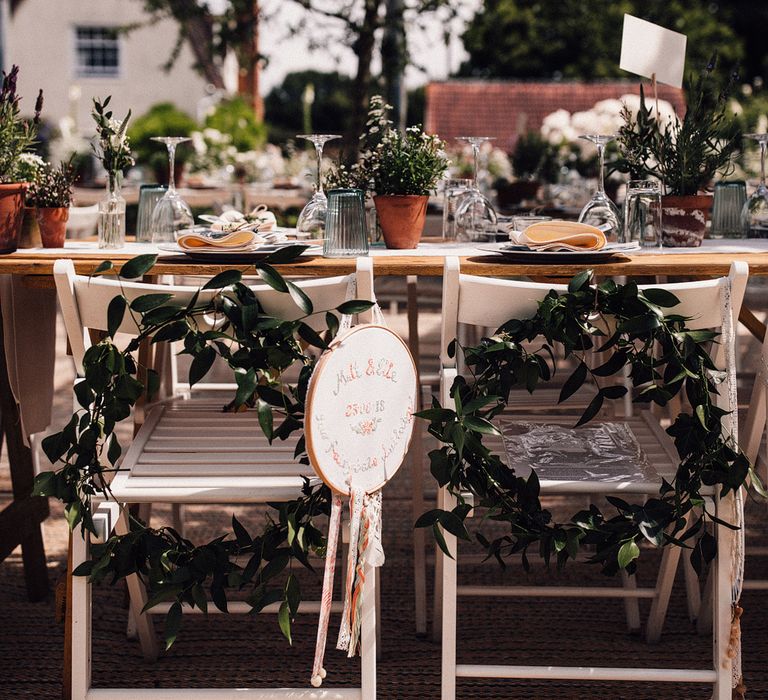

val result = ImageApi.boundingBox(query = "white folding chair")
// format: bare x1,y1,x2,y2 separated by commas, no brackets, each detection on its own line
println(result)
54,257,378,700
436,257,748,700
66,204,100,240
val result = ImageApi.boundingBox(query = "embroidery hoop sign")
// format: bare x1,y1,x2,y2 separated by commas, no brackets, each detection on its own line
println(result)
305,324,417,495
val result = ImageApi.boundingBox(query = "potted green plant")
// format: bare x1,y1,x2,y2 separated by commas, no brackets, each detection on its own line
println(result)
0,65,43,253
28,161,75,247
340,97,447,249
16,152,44,247
616,57,741,246
496,131,550,207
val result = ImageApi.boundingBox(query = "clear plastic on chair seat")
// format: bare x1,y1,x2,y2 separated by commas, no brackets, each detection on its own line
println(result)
499,420,654,482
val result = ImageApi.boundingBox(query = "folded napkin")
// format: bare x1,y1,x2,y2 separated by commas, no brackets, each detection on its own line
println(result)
176,228,266,251
509,220,606,251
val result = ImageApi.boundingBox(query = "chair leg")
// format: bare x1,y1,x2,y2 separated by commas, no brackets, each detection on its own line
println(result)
432,486,445,643
115,511,159,660
620,570,641,633
682,545,702,622
360,561,377,700
697,565,714,636
712,499,733,700
71,529,91,700
646,542,683,643
171,503,185,538
441,488,458,700
411,424,428,637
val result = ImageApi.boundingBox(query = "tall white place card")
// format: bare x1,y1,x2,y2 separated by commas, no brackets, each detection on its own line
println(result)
619,14,687,89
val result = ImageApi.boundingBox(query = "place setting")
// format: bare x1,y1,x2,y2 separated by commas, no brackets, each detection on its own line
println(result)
156,205,322,262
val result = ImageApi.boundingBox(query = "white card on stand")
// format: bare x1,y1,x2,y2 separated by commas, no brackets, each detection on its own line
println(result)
619,14,687,88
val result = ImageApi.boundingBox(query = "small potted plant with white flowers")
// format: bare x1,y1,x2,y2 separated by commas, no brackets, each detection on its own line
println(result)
28,161,75,247
330,96,448,249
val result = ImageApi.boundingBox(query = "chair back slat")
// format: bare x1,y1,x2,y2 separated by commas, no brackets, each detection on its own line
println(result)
441,257,749,414
54,258,373,376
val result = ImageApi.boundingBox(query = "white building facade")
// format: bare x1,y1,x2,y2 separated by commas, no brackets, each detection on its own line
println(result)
1,0,210,133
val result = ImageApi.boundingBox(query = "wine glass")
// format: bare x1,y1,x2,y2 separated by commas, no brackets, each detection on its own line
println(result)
150,136,194,243
741,133,768,238
296,134,341,239
454,136,497,241
577,134,621,240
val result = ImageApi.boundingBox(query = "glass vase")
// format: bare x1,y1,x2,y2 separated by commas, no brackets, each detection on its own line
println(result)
98,173,126,249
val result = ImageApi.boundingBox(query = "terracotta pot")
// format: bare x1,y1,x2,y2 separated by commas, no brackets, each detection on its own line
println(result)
496,180,540,208
35,207,69,248
19,206,41,248
374,194,429,249
0,183,28,253
661,195,713,247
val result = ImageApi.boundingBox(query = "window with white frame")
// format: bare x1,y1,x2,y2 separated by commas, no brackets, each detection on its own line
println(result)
74,27,120,78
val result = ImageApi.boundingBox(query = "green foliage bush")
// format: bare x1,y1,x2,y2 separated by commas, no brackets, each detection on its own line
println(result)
205,96,266,151
127,102,197,180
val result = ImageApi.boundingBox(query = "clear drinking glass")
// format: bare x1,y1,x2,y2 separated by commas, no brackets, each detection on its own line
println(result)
136,184,167,242
323,188,369,258
622,180,661,247
578,134,622,240
442,178,473,239
741,134,768,238
454,136,498,241
150,137,194,243
511,215,552,232
296,134,341,239
711,180,747,239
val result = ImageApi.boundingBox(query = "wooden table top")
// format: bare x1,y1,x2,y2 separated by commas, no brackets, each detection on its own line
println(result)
4,241,768,280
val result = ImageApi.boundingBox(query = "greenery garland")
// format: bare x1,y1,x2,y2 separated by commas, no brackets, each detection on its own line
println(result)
34,260,762,652
34,249,373,648
415,270,761,575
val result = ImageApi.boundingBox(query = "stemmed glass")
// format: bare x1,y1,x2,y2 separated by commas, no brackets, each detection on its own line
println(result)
577,134,621,240
296,134,341,239
741,133,768,238
150,136,194,243
454,136,497,241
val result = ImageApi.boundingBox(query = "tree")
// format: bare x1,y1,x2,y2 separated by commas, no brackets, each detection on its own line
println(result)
135,0,265,119
287,0,452,157
459,0,744,83
264,70,355,143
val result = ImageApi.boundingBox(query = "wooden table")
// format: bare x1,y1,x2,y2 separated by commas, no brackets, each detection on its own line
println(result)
5,249,768,281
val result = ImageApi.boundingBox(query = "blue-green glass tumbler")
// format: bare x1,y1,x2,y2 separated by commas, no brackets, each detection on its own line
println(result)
711,180,747,239
324,188,369,257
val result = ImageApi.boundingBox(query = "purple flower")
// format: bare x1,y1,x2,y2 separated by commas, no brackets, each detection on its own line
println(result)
33,89,43,124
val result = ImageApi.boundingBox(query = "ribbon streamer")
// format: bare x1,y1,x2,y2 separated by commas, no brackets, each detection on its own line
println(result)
310,492,343,688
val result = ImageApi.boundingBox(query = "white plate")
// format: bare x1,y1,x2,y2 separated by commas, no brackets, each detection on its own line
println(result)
157,242,321,263
479,242,640,262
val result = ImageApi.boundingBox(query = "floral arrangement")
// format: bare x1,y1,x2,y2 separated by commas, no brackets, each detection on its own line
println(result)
327,96,449,196
27,161,75,208
371,126,448,195
16,152,44,205
0,65,43,183
446,140,512,186
615,58,741,196
91,96,133,190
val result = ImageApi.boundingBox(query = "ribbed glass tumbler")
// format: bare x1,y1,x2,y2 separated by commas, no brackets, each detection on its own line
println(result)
324,188,369,257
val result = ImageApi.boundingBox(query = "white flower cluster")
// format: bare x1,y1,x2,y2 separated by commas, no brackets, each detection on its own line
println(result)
445,141,511,182
541,96,678,156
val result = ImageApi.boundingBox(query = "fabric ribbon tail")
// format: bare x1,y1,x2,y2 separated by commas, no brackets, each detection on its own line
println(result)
310,493,343,688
